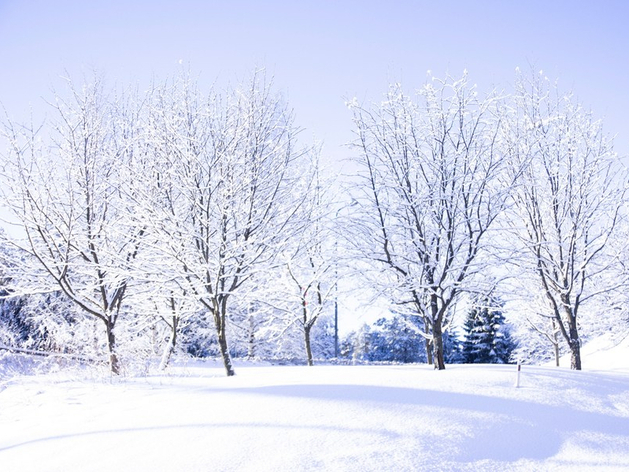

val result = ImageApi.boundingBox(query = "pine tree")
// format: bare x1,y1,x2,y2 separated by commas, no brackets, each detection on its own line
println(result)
367,316,425,363
462,298,516,364
489,309,516,364
443,330,464,364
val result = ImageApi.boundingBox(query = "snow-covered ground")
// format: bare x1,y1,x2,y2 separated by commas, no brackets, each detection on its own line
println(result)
1,336,629,472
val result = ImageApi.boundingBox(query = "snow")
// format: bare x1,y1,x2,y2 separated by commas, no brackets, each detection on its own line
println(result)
561,331,629,373
2,344,629,471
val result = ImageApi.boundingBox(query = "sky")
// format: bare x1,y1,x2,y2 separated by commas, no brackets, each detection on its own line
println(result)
1,0,629,330
1,0,629,165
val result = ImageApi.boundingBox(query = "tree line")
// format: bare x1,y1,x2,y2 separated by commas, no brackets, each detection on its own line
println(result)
344,297,515,365
1,69,627,375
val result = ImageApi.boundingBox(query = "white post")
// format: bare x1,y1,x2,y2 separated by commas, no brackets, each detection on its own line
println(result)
514,362,521,388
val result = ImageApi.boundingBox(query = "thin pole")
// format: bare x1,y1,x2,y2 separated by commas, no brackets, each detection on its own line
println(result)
334,237,339,358
334,291,339,358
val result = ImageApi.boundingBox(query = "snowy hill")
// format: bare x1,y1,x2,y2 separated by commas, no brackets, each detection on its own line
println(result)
566,331,629,372
1,356,629,471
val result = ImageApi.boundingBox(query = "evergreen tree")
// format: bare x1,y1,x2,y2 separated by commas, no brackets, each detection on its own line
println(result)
462,298,516,364
490,309,516,364
0,292,28,347
367,316,425,363
349,315,463,365
442,330,464,364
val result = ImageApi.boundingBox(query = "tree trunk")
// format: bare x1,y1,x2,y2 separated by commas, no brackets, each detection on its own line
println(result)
304,324,314,366
430,293,445,370
105,319,120,375
212,298,235,377
569,339,582,370
215,313,235,376
432,321,446,370
93,319,100,354
248,314,256,359
217,328,235,376
568,321,582,370
424,320,433,365
551,319,560,367
159,316,178,371
562,305,582,371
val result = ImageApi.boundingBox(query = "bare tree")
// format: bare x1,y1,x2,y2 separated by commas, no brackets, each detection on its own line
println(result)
502,69,626,370
347,73,509,369
144,72,309,376
1,77,148,374
278,158,336,366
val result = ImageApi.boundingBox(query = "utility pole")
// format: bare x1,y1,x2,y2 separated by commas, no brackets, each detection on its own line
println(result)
333,200,357,359
334,283,339,358
334,230,339,358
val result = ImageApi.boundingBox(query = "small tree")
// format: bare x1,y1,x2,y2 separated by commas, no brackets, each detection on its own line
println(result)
273,155,336,366
461,297,515,364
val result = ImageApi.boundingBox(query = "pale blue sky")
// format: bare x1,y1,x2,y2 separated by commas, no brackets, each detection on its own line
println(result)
1,0,628,330
1,0,628,164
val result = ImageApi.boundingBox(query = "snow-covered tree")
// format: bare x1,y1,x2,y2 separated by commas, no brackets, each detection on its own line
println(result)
366,315,425,363
442,329,464,364
347,73,511,369
1,77,149,374
508,309,567,366
501,69,626,370
269,154,337,366
340,314,465,365
0,291,30,352
461,297,515,364
0,242,28,350
142,71,311,376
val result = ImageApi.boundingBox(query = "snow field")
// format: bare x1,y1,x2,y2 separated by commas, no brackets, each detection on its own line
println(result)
1,360,629,471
